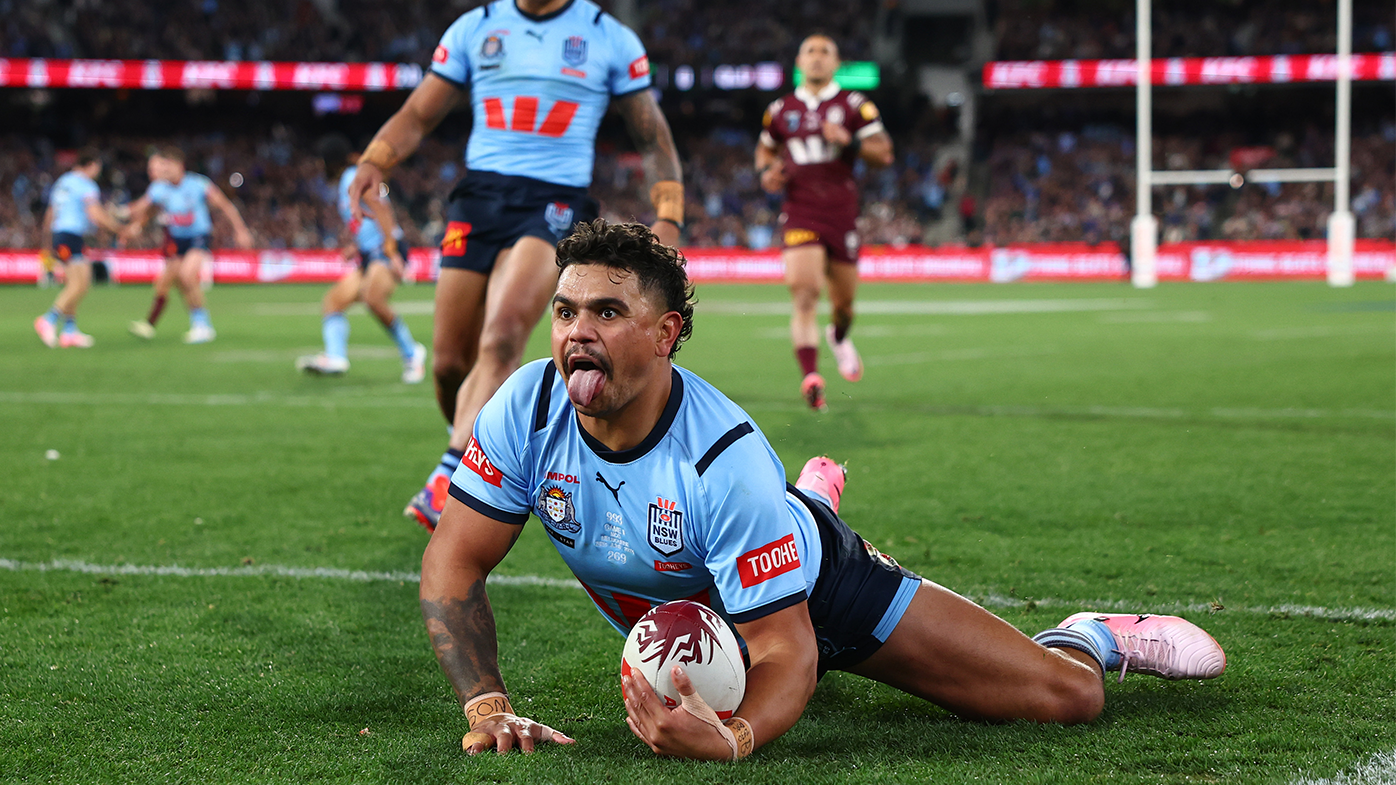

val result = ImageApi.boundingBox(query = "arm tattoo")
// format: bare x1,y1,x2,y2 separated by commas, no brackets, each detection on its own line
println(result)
617,91,683,185
420,580,506,706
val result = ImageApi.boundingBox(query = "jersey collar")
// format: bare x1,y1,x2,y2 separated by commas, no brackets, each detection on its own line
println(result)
794,80,840,109
576,368,684,464
513,0,576,22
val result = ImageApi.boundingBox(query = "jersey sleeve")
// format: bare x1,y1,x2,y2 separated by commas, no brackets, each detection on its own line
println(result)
429,10,479,88
144,181,166,206
846,91,886,140
758,99,783,148
694,433,808,623
78,179,100,205
606,19,652,96
447,361,543,524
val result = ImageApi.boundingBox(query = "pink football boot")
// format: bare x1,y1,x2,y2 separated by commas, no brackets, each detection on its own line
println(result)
795,456,847,514
1060,612,1226,682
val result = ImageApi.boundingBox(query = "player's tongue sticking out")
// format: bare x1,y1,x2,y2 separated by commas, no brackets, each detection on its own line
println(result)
567,357,606,408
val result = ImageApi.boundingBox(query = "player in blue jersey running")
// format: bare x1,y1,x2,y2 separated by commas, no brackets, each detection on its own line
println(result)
420,220,1227,760
122,147,254,344
344,0,684,530
33,149,127,348
295,135,427,382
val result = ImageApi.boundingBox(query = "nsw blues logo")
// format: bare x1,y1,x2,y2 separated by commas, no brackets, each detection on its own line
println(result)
480,34,505,62
536,485,581,548
544,202,575,237
562,36,588,66
646,497,683,557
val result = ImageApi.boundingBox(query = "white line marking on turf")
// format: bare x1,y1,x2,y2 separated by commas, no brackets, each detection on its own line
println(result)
0,558,577,589
3,558,1391,621
698,298,1151,316
250,301,435,317
0,391,434,409
1288,750,1396,785
1098,310,1211,323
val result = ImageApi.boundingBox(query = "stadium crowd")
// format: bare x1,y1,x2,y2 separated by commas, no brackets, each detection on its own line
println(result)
992,0,1394,60
982,120,1395,245
0,0,881,69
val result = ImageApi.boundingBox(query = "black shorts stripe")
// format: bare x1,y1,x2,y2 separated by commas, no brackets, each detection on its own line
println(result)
448,483,530,525
728,590,807,624
534,362,557,432
694,422,754,477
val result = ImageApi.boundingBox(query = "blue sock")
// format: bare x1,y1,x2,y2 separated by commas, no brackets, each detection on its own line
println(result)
434,448,464,480
1033,625,1117,675
385,317,416,361
322,312,350,360
44,307,62,325
190,307,212,329
62,315,78,333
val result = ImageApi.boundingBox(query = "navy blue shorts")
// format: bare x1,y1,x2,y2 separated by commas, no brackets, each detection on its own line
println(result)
357,244,408,274
792,484,924,674
438,170,598,274
52,232,86,263
163,232,210,258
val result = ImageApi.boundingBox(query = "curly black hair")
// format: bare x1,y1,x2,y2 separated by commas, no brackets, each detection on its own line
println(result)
555,219,695,358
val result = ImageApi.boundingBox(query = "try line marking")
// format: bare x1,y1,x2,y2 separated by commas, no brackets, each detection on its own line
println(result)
2,558,1391,622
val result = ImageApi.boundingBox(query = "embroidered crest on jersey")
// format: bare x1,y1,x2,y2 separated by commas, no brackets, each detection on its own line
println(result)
826,105,845,127
562,36,588,66
536,485,581,548
480,35,505,61
647,497,684,556
783,110,801,132
544,202,575,237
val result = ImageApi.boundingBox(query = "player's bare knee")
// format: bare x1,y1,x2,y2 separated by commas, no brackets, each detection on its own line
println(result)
1042,672,1104,725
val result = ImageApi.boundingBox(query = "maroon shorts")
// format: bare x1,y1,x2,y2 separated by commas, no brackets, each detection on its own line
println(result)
779,208,860,264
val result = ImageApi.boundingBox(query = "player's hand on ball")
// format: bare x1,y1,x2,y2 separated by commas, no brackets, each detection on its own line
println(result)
622,666,737,761
462,712,574,755
759,160,786,193
821,120,852,147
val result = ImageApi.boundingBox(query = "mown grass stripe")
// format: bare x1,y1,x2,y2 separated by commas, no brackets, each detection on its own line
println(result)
4,558,1390,621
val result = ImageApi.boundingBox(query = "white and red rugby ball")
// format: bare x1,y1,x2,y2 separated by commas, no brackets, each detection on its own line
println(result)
620,600,746,718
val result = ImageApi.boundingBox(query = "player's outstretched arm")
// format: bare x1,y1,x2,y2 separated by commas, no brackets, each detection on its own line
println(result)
613,89,684,247
84,202,125,235
858,129,895,167
205,184,254,248
623,601,818,759
119,197,154,246
349,74,461,222
421,496,575,754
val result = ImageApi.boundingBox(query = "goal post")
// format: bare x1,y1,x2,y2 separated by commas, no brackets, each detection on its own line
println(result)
1132,0,1355,288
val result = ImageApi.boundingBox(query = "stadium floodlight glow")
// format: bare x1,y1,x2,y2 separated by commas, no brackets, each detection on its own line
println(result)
1131,0,1359,288
794,62,880,90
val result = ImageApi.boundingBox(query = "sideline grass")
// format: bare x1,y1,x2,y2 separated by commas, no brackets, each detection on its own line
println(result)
2,280,1393,784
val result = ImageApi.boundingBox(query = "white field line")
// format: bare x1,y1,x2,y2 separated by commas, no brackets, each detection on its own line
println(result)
696,298,1151,316
2,558,1391,622
1288,750,1396,785
2,390,1389,421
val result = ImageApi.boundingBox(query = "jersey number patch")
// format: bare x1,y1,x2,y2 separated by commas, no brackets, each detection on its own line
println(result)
785,136,838,165
482,96,580,138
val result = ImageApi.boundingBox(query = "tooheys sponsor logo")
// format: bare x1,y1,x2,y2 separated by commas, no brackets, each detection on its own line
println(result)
628,55,649,80
462,436,502,487
737,534,800,588
433,45,450,65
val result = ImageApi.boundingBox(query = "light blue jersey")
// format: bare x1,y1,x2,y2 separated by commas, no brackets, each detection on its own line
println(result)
50,171,101,236
145,172,214,238
451,359,822,636
430,0,652,188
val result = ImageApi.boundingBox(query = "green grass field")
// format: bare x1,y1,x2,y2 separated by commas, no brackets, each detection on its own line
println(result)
2,279,1393,784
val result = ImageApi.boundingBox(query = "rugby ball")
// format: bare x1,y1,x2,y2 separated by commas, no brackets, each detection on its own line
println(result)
620,600,746,718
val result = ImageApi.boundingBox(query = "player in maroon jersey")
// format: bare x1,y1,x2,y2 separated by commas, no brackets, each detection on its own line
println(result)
755,34,893,411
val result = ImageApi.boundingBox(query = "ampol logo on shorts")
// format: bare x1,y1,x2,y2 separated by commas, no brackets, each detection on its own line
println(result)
737,534,801,588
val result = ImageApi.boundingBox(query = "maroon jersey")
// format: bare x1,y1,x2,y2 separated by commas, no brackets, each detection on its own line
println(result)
760,83,885,220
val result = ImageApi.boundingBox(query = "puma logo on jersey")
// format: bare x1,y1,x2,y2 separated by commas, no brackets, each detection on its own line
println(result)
596,472,624,503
